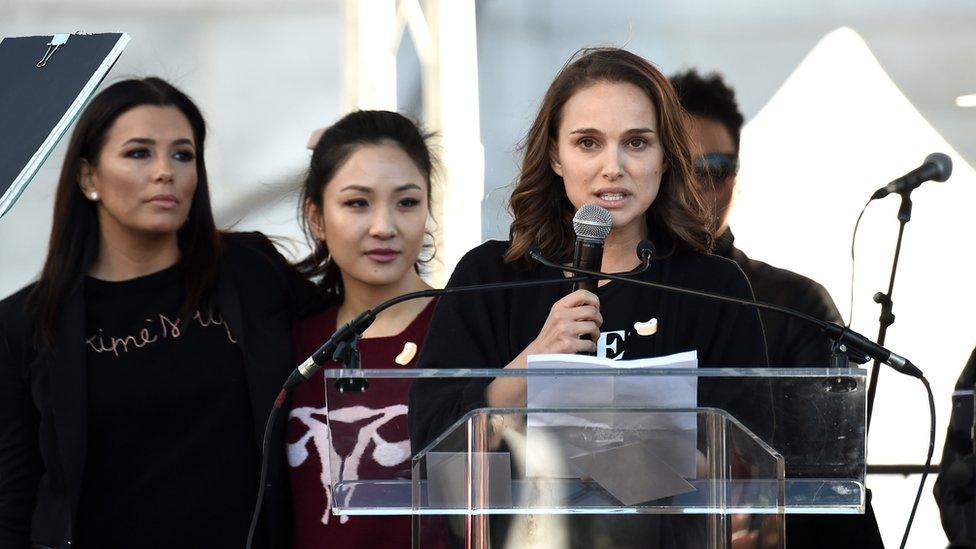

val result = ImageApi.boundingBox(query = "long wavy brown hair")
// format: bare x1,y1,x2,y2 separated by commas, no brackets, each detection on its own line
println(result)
505,47,713,265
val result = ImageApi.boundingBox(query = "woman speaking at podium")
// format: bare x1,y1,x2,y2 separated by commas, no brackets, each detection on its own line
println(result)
409,47,770,547
0,78,315,548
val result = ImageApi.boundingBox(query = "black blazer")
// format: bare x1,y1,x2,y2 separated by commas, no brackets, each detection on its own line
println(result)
0,232,317,549
713,229,842,367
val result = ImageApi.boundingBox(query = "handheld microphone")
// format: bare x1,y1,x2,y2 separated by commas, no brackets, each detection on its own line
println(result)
871,152,952,200
571,204,612,356
572,204,613,293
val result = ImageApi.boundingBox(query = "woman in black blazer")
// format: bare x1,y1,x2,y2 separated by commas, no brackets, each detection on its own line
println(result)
0,77,314,548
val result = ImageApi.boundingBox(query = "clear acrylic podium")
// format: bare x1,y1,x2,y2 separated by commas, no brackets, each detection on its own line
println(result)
320,366,867,548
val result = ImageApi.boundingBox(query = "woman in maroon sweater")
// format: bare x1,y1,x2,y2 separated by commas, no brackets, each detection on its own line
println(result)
286,110,438,548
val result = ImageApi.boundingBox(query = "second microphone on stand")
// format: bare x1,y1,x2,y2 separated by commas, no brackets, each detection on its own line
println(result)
870,152,952,200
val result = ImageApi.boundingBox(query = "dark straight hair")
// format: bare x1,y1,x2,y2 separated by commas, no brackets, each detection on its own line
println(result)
296,110,435,302
28,77,222,347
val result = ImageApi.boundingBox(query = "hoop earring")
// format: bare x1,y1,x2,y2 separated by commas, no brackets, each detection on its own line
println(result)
418,231,436,263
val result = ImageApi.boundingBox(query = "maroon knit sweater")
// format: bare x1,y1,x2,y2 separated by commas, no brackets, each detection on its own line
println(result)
287,300,436,548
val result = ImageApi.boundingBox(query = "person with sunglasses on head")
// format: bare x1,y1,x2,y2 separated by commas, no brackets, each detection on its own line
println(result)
670,69,842,369
670,69,884,549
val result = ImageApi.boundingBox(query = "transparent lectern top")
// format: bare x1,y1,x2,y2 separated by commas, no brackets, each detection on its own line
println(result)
315,367,866,516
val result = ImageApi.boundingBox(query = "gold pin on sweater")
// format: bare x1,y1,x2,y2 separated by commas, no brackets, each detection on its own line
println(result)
395,342,418,365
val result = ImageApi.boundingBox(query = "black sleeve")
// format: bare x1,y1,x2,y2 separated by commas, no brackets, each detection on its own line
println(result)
408,245,514,451
695,262,774,445
0,302,42,548
698,261,769,368
784,280,842,367
224,232,325,318
795,280,842,326
933,347,975,542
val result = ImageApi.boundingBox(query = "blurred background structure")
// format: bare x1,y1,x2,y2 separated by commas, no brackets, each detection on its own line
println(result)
3,1,975,546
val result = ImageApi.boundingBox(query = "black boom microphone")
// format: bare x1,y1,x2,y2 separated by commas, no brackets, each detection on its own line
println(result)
526,250,935,549
871,152,952,200
526,247,924,380
279,238,654,394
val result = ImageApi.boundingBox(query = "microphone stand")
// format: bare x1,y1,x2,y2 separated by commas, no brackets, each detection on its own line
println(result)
866,188,914,430
333,337,366,393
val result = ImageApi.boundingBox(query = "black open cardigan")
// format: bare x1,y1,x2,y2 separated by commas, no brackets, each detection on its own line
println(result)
0,232,318,549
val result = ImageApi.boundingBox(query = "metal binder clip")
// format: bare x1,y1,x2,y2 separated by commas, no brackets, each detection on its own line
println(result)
36,34,70,68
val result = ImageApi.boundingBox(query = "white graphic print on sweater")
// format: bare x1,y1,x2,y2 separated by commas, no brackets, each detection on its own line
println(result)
288,405,410,525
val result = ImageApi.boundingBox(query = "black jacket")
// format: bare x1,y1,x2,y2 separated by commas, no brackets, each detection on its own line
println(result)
933,346,975,545
714,230,884,549
714,229,842,366
0,232,314,549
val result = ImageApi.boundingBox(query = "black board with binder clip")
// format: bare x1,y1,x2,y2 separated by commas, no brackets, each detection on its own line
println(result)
0,32,130,219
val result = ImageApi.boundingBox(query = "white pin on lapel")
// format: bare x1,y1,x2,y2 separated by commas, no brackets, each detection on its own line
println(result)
634,318,658,336
394,342,418,365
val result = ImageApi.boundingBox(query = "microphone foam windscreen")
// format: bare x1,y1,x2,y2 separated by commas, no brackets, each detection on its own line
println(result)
573,204,613,241
925,152,952,182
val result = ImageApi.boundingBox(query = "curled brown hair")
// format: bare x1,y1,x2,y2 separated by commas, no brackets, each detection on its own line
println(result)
505,47,713,265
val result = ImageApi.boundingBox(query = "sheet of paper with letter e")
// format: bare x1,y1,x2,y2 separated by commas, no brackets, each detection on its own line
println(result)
0,32,130,219
525,351,698,479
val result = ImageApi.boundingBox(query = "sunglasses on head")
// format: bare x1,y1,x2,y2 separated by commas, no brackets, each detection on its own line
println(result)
694,153,739,183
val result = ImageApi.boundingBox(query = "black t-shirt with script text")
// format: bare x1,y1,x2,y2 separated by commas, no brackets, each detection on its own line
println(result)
75,264,258,548
410,240,771,548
